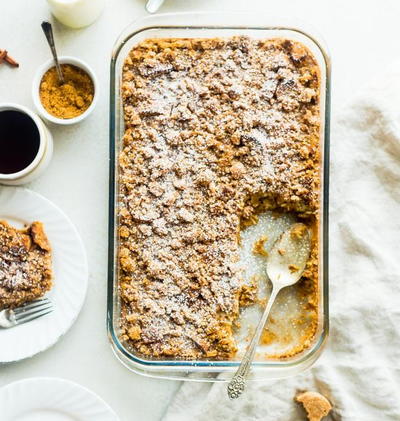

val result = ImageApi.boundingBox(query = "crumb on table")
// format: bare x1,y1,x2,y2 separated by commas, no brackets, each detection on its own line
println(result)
295,391,332,421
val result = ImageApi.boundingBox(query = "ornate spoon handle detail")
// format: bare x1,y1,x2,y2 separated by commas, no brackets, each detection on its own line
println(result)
227,287,280,399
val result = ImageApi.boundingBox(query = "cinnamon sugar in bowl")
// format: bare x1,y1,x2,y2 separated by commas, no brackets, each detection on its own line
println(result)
32,56,98,125
40,64,94,119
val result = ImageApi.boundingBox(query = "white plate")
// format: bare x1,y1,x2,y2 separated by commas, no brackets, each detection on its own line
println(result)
0,377,119,421
0,187,88,363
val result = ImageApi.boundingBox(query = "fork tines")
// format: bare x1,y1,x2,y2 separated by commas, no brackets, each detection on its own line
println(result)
14,298,53,325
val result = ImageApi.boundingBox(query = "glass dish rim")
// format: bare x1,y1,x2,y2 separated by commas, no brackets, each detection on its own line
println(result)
107,11,331,373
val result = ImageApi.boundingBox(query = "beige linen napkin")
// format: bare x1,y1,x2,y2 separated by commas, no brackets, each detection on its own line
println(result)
162,67,400,421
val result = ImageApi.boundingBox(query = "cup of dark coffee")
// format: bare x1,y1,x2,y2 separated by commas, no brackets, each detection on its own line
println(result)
0,103,53,185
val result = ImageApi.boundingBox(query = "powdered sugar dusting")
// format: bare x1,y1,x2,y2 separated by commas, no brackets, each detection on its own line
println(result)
118,36,320,359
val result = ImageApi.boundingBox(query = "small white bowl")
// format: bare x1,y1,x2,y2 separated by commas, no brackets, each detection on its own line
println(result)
0,103,53,186
32,56,98,125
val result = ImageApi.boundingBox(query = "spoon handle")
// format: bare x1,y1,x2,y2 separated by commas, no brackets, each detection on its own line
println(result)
227,286,280,399
41,21,64,84
146,0,165,13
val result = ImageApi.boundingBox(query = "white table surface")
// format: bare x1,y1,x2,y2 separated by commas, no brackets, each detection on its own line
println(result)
1,0,399,420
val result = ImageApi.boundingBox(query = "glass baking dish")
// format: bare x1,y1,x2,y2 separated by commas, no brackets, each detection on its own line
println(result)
107,12,330,381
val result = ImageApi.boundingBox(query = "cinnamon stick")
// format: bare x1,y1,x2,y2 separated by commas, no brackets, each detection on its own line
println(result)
5,54,19,67
0,49,19,67
0,50,7,62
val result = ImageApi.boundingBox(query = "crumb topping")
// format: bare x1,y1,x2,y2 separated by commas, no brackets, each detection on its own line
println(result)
119,36,320,359
252,236,269,257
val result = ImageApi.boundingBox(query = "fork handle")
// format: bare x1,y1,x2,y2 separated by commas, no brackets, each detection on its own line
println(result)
227,286,280,399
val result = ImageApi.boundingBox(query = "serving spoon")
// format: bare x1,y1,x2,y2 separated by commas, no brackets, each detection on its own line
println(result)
227,222,311,399
146,0,165,13
41,21,65,84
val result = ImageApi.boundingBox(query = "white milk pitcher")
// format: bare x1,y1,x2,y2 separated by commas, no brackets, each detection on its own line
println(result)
47,0,106,29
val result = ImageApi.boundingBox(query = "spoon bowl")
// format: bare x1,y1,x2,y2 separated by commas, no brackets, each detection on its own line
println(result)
267,223,311,288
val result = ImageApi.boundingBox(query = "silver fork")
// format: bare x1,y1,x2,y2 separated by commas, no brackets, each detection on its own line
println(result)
0,298,53,328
